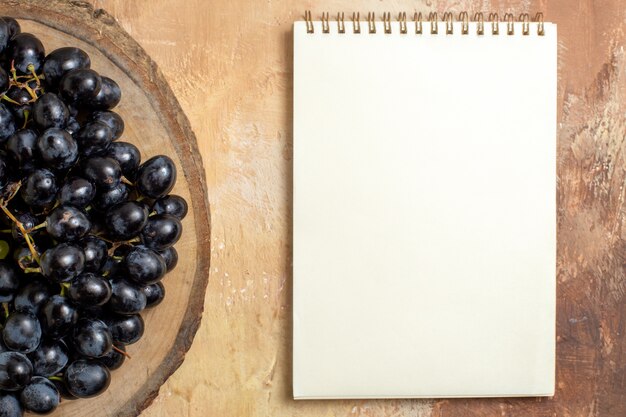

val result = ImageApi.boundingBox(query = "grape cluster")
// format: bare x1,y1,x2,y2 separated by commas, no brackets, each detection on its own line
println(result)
0,17,187,416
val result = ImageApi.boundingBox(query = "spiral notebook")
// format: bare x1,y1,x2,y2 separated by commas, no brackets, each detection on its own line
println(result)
293,12,557,399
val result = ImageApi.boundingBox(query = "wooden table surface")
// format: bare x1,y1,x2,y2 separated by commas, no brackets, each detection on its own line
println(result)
87,1,625,416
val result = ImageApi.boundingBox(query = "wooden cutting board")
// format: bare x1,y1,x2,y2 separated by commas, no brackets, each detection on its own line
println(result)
0,1,211,416
90,1,625,416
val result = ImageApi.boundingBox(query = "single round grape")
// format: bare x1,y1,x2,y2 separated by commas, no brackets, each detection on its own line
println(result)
90,110,124,140
10,211,38,244
2,16,20,39
64,359,110,398
45,205,90,242
159,246,178,272
140,214,183,251
153,194,188,220
125,247,166,286
13,279,56,315
42,46,90,89
8,33,44,73
36,127,79,170
98,342,126,370
92,183,128,211
20,376,60,414
135,155,177,199
71,318,112,358
0,392,22,417
0,18,11,54
27,339,68,377
75,121,113,157
82,156,122,190
20,168,57,206
38,295,78,339
59,68,101,103
143,281,165,308
4,86,30,127
68,272,112,307
58,177,96,208
31,92,69,130
2,311,41,354
6,129,38,172
0,351,32,391
88,76,121,110
108,278,147,315
106,314,144,345
105,141,140,177
0,260,19,302
105,201,148,240
78,236,108,273
40,243,85,283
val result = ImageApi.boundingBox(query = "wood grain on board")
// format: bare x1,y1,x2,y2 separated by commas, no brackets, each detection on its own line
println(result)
88,0,626,416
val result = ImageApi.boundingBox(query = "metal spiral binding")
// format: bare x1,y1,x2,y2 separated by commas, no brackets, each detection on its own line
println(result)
303,10,547,36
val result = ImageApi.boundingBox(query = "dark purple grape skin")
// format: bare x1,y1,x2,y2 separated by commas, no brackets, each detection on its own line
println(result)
0,66,8,96
31,92,69,130
0,156,7,192
64,359,110,398
2,16,20,40
75,121,113,157
98,342,125,370
59,68,101,104
78,236,108,273
153,194,188,220
36,127,79,170
58,177,96,208
142,282,165,308
92,183,128,211
0,102,16,143
0,18,11,54
19,376,60,414
108,278,147,315
38,295,78,339
71,318,112,358
10,211,37,243
2,312,41,354
40,243,85,283
105,201,148,240
42,46,90,89
159,246,178,272
140,214,182,251
82,156,122,190
135,155,177,199
8,33,45,73
106,314,144,345
105,141,140,177
88,76,121,110
0,351,32,391
6,129,38,172
90,110,124,140
65,116,81,135
27,339,69,377
0,260,19,302
0,392,22,417
68,272,112,307
5,86,31,126
13,279,56,315
20,168,57,206
125,247,166,285
45,205,90,242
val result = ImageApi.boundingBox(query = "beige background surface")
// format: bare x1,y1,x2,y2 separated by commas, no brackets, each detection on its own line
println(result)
87,1,626,416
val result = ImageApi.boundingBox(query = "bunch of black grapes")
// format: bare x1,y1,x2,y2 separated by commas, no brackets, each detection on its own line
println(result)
0,17,187,416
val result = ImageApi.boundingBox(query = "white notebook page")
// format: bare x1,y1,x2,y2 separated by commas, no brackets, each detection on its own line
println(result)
293,20,557,399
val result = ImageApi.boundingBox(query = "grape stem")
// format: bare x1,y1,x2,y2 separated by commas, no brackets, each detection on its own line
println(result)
1,302,8,319
26,222,46,233
27,64,40,86
48,376,63,382
0,95,20,105
0,205,40,265
121,176,134,186
112,345,131,359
